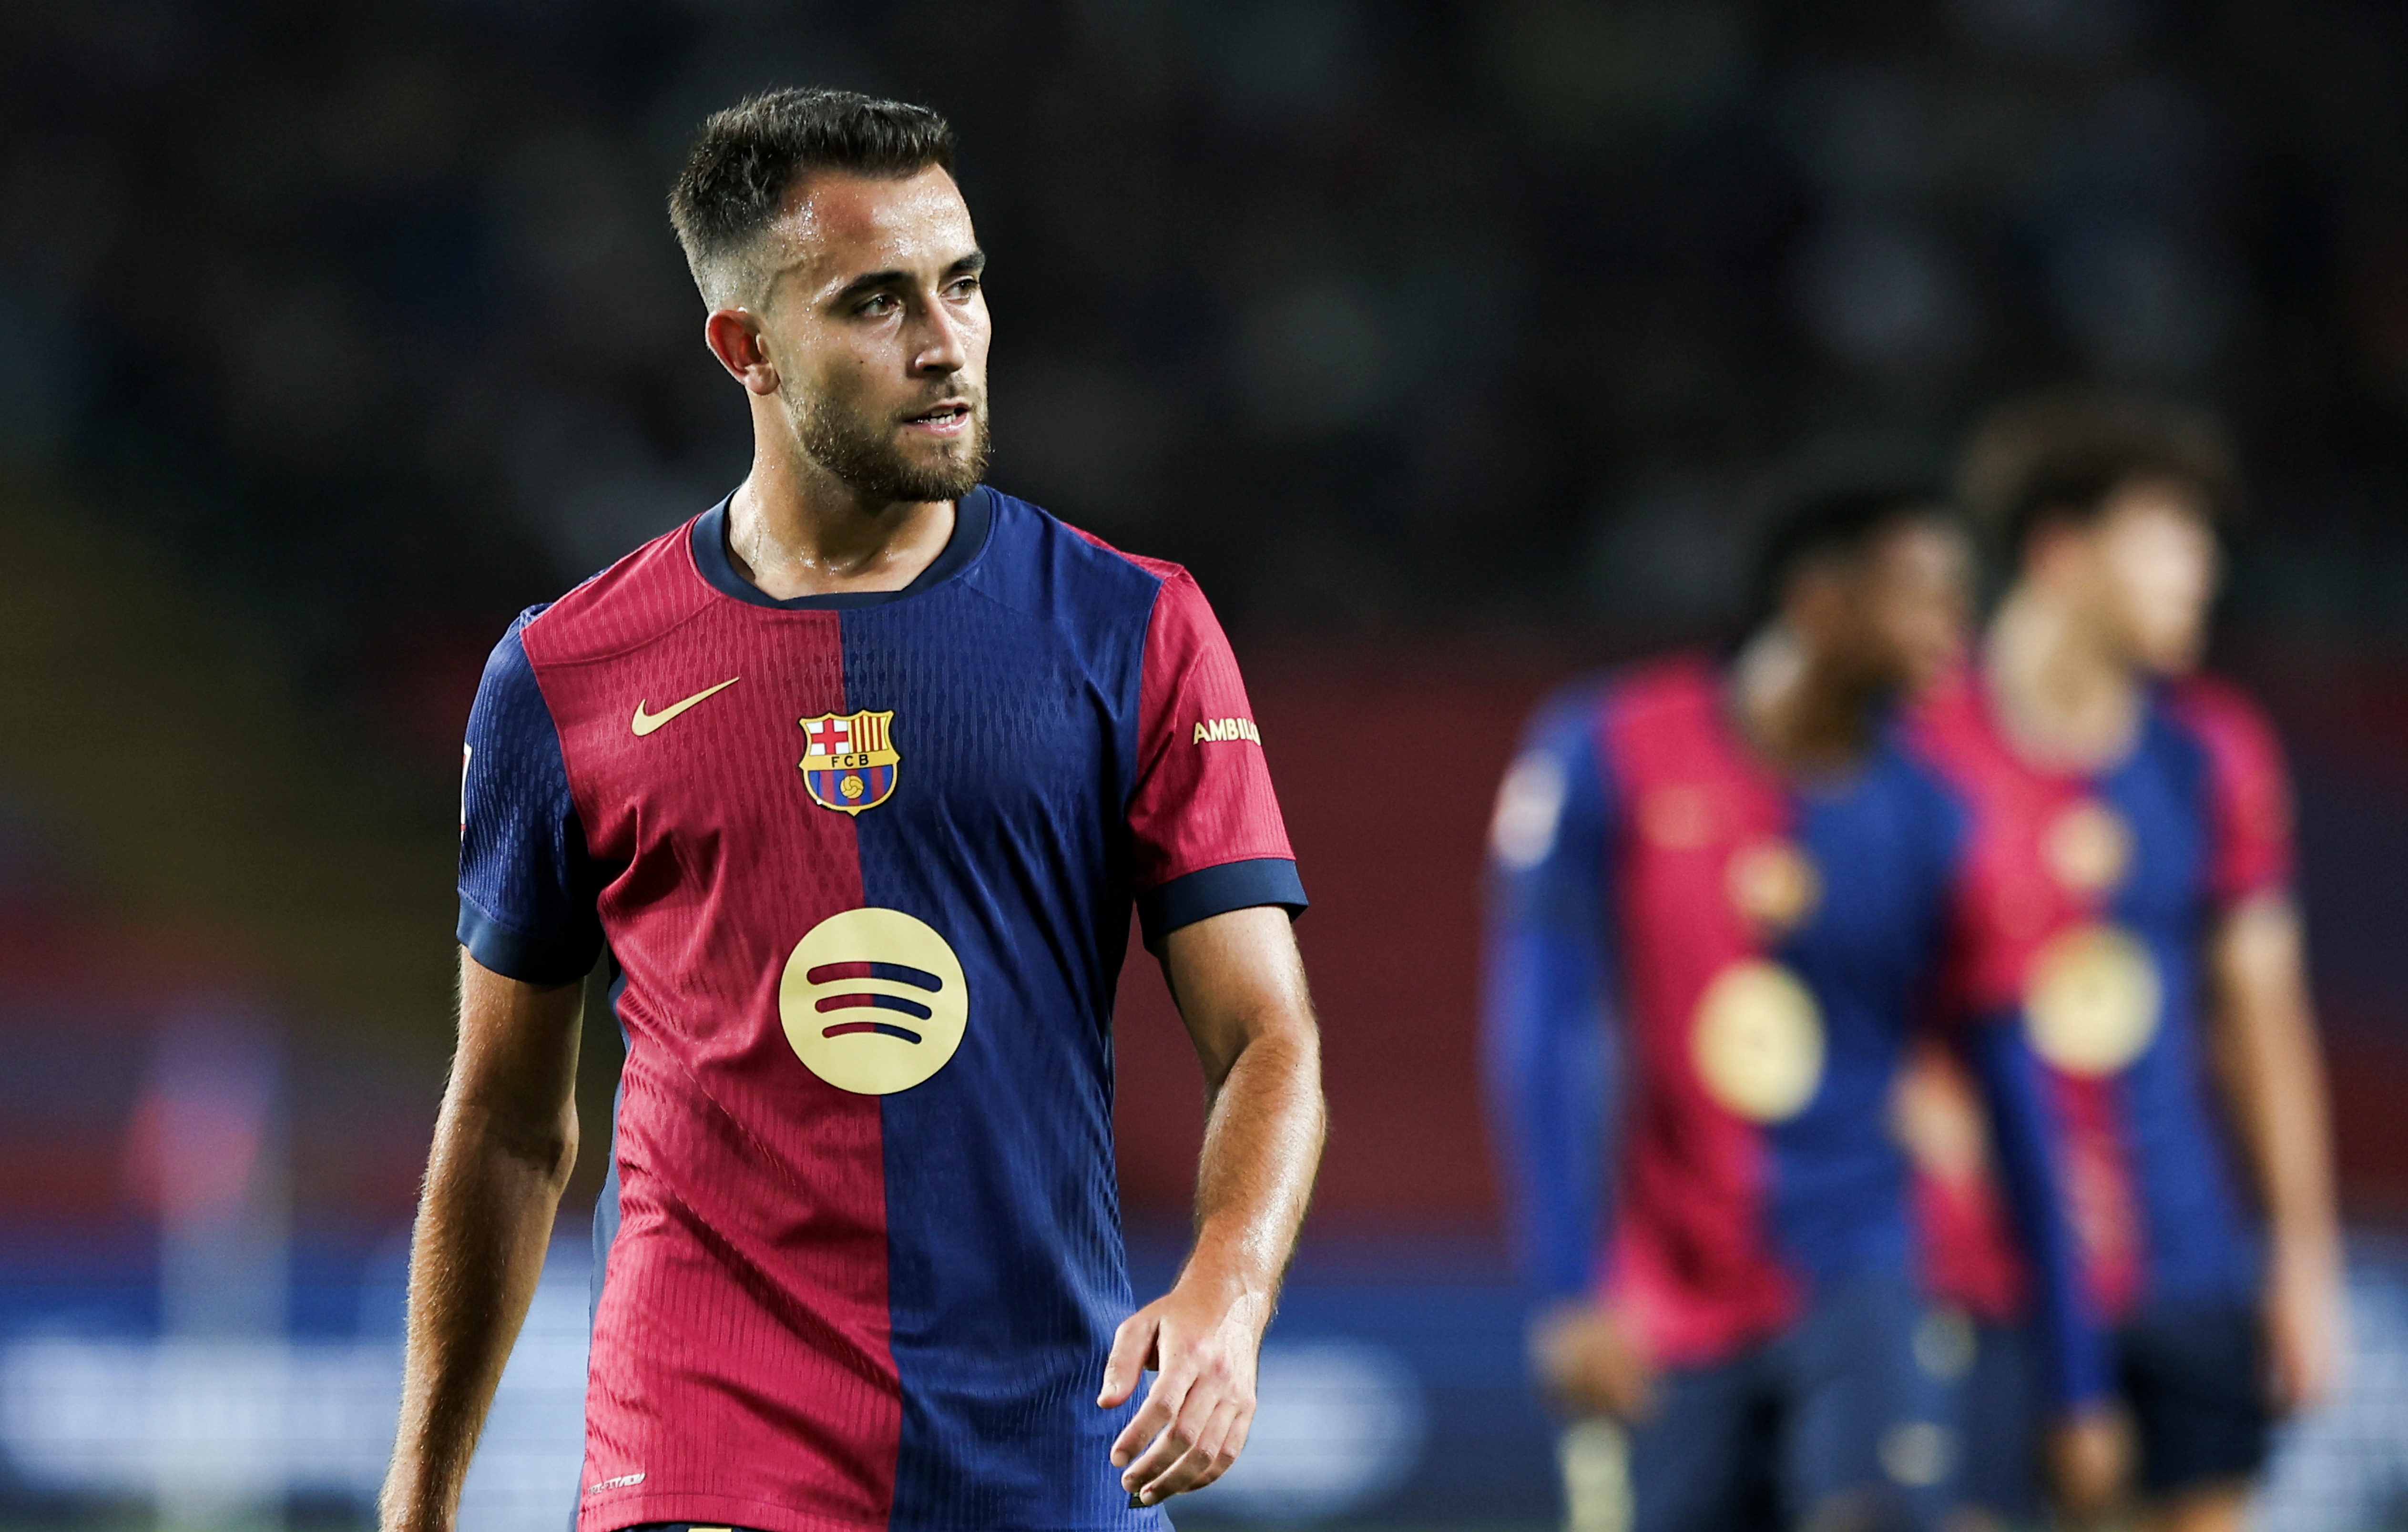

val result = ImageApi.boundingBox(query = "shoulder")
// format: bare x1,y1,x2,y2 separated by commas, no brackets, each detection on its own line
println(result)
2156,674,2292,830
466,604,576,765
988,488,1181,586
2160,674,2284,769
1505,654,1710,766
959,489,1193,640
1517,674,1614,758
1898,664,2004,779
1613,652,1718,715
1494,676,1618,870
471,604,553,712
518,515,715,668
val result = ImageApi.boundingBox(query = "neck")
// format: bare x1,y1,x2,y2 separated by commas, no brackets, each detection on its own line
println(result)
1984,582,2139,771
1729,625,1880,775
724,413,956,602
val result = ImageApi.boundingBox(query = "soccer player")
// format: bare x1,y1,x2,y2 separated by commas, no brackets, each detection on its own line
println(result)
378,90,1326,1532
1484,482,1974,1531
1905,395,2344,1532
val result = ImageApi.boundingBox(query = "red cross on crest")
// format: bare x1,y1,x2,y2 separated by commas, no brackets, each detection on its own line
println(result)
805,716,852,756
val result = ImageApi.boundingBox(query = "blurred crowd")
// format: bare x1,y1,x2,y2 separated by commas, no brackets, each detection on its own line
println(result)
3,0,2408,756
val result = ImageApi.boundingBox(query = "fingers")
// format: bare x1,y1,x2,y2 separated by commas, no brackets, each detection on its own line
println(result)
1122,1371,1255,1505
2265,1285,2345,1415
1098,1309,1159,1410
1135,1392,1248,1501
1112,1358,1192,1472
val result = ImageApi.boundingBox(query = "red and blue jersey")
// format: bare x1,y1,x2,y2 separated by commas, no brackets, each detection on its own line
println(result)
457,486,1304,1532
1482,657,1963,1367
1904,667,2288,1408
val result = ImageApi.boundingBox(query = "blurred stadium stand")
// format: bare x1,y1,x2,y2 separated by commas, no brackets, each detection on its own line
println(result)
6,0,2408,1526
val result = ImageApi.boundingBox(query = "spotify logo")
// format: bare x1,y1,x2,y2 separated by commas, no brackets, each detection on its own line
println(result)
2023,923,2160,1077
779,908,969,1095
1691,959,1826,1123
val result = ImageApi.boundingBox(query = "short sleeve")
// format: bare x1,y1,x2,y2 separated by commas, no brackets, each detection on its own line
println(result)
1126,569,1304,945
457,607,606,983
2170,678,2295,909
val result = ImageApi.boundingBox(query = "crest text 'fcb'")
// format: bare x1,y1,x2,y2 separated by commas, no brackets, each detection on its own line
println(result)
798,710,900,815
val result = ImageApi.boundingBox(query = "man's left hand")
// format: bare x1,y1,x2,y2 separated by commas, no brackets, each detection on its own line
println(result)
1099,1272,1272,1507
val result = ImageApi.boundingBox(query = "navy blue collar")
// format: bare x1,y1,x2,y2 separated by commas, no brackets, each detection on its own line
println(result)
690,487,993,610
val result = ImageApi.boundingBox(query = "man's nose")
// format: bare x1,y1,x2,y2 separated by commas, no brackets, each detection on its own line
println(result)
913,296,969,375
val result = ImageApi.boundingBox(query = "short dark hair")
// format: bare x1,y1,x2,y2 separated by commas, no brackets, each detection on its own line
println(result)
668,87,957,306
1959,391,2235,562
1745,479,1951,632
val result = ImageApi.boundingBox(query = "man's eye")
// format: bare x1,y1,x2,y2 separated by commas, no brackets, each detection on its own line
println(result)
948,278,981,300
858,294,897,316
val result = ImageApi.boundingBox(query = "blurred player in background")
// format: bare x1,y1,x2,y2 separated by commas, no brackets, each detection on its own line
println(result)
1904,396,2344,1532
1484,482,1975,1531
381,89,1325,1532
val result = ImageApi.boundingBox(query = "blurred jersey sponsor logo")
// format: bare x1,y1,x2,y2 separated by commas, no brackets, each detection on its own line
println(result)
1691,959,1826,1123
2023,923,2162,1076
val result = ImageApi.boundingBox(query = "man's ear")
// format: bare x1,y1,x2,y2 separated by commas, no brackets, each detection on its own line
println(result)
704,308,781,397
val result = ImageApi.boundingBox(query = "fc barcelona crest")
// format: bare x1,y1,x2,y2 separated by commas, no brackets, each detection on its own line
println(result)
798,710,900,815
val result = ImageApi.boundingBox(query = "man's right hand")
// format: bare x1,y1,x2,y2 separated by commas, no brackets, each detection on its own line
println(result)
2044,1402,2135,1528
1531,1299,1653,1421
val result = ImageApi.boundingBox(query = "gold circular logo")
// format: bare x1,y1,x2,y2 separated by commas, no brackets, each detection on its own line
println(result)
779,908,969,1095
2045,801,2133,898
1691,960,1826,1123
2023,924,2160,1077
1727,839,1822,936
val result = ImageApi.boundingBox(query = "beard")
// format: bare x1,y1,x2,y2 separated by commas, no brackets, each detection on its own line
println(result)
794,382,991,504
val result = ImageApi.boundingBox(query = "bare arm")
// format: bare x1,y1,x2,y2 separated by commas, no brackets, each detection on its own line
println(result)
2211,894,2345,1412
380,951,585,1532
1099,905,1325,1506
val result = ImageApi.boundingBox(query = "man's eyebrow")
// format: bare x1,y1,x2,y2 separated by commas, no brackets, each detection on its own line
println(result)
828,250,989,307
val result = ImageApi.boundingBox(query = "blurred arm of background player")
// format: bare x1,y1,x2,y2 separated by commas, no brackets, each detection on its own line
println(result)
1479,690,1649,1422
2213,894,2346,1413
380,952,583,1532
1100,904,1326,1508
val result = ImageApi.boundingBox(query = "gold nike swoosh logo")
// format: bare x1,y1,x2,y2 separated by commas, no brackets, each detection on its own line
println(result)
631,676,741,736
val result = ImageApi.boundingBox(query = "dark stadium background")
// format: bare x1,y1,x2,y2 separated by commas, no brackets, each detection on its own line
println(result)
4,1,2408,1527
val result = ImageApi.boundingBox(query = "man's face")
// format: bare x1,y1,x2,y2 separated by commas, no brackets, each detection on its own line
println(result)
753,164,991,502
1803,514,1973,694
2083,479,2220,676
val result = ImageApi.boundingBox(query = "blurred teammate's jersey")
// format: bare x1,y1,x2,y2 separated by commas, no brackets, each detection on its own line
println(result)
1904,667,2287,1406
1485,657,1961,1365
458,487,1305,1532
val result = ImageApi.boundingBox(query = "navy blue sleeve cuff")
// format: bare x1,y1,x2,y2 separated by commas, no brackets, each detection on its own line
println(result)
458,898,601,986
1138,858,1307,949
